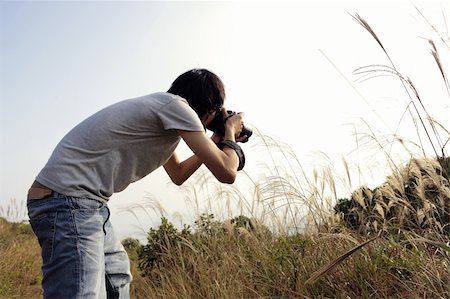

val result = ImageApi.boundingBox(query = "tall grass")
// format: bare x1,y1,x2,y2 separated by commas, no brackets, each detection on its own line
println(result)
123,9,450,299
0,218,42,298
123,128,450,298
0,198,28,223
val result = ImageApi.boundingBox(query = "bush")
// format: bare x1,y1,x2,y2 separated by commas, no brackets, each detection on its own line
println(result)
138,217,192,277
334,157,450,236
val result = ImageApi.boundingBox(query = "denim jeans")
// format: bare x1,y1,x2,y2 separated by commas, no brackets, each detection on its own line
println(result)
27,192,132,299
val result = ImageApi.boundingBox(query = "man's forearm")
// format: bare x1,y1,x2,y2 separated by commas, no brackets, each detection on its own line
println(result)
174,155,203,185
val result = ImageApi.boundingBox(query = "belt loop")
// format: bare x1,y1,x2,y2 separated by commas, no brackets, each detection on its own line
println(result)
103,206,110,235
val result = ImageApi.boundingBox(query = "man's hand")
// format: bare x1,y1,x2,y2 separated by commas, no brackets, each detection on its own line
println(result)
224,112,245,141
210,110,248,143
211,130,247,143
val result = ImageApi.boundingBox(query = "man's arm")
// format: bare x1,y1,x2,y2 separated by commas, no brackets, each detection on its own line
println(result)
164,113,244,184
164,130,238,184
180,130,239,183
163,152,202,186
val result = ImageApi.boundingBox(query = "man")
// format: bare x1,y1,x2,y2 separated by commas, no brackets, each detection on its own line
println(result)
27,69,247,298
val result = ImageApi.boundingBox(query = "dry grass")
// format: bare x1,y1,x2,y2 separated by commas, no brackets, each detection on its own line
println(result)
1,211,448,298
120,135,449,298
0,217,42,299
0,198,28,223
124,9,450,299
126,226,449,298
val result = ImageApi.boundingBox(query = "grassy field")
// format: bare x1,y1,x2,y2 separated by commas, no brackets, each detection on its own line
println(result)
1,177,449,299
0,218,42,298
1,153,449,298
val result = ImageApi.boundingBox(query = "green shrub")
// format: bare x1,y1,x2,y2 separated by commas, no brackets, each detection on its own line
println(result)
334,157,450,236
138,217,191,277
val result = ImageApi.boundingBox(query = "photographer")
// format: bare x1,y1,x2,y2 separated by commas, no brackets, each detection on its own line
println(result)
27,69,249,298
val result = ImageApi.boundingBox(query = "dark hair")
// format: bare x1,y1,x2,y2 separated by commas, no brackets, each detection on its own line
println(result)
167,69,225,118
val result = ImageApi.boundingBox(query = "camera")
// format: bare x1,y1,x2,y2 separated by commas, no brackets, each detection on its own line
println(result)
206,110,252,143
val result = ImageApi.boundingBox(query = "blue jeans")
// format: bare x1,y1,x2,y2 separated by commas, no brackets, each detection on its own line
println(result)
27,193,132,299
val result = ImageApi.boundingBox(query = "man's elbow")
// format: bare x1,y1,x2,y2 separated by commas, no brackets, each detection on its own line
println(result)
217,172,236,184
170,176,185,186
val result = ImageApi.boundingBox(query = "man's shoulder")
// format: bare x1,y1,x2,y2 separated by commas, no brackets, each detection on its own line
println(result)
146,92,184,101
155,92,188,104
129,92,188,107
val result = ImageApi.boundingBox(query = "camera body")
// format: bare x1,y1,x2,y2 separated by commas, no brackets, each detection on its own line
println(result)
206,110,252,143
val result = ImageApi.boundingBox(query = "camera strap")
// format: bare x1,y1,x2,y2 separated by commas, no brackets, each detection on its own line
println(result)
218,140,245,171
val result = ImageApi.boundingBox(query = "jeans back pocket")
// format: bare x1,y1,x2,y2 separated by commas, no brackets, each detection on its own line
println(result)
30,212,57,261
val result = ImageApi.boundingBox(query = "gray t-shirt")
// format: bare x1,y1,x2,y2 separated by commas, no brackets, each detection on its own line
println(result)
36,92,204,202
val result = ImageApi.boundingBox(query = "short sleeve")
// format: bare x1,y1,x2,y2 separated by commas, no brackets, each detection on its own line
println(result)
157,97,204,132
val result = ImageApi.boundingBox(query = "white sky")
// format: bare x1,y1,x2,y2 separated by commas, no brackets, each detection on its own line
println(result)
1,1,449,239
